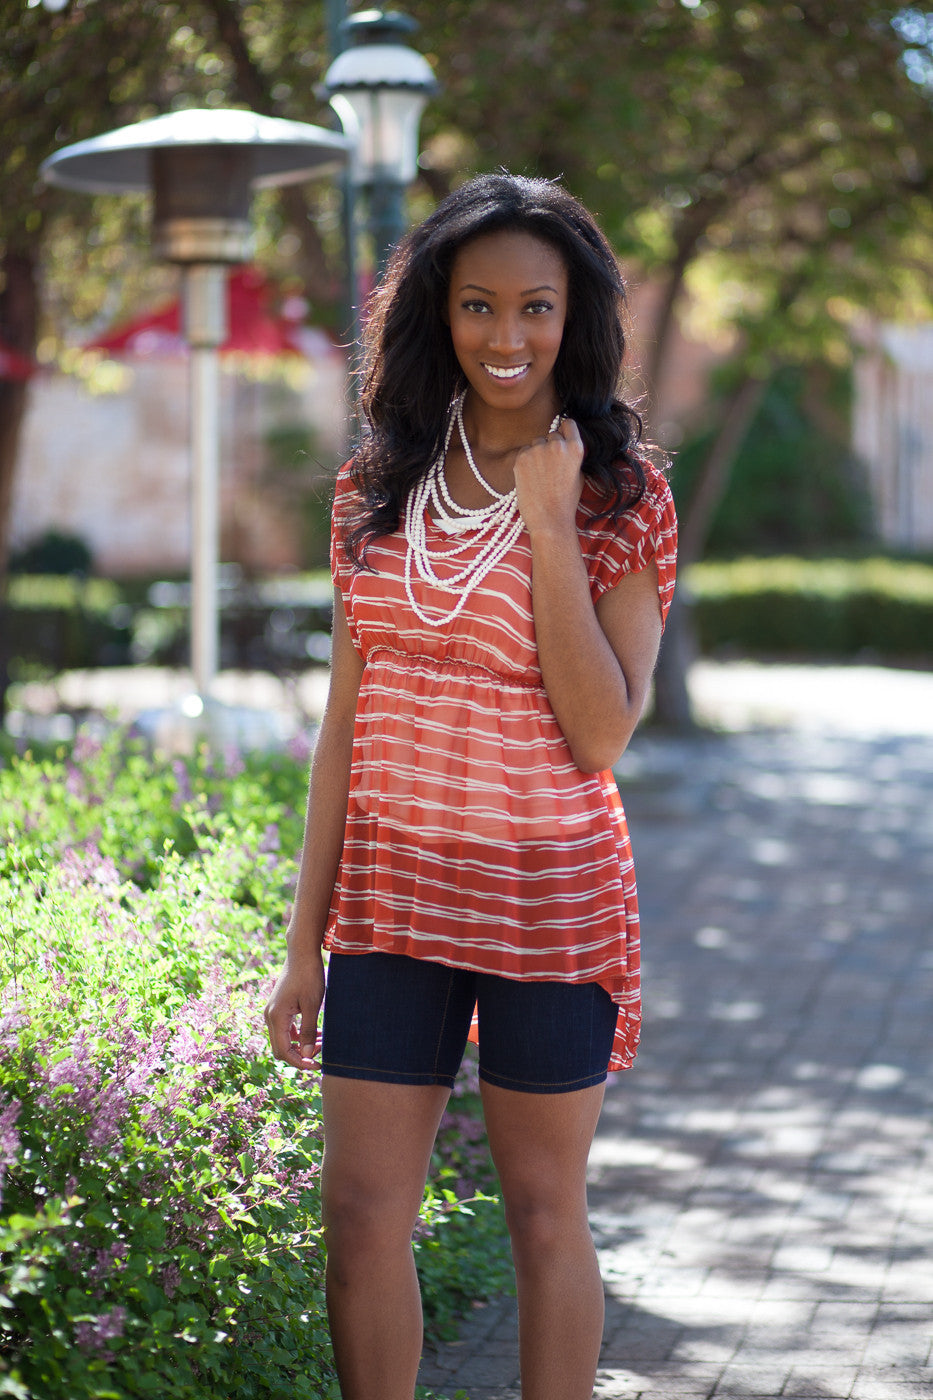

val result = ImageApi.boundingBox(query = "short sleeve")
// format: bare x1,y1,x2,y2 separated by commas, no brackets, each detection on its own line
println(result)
585,466,678,628
329,460,358,597
329,460,367,651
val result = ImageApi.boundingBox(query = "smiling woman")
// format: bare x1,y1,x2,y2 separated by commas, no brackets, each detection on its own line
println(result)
264,172,678,1400
444,231,568,434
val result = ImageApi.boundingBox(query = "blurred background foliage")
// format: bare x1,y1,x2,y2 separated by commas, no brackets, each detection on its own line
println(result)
672,364,871,557
4,1,933,397
3,0,933,714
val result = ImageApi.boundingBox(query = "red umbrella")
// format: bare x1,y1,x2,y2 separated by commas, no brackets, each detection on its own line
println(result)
82,266,307,359
0,339,37,380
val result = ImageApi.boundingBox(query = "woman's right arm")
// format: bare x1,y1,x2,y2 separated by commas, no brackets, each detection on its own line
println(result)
264,588,365,1070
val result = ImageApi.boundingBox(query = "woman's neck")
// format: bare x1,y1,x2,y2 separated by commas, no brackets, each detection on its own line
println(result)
460,394,559,459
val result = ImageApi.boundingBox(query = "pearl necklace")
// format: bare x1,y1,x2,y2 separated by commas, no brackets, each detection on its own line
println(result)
403,394,562,627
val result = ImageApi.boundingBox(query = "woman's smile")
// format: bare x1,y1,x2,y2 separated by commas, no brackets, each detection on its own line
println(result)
483,361,531,380
446,229,568,426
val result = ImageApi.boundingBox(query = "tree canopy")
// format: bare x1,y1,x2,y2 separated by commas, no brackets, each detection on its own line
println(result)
2,0,933,716
4,1,933,383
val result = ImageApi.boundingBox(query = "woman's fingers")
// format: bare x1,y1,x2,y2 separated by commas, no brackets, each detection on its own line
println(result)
264,961,325,1070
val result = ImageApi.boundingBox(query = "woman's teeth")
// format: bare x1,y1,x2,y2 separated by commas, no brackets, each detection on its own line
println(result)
484,363,528,379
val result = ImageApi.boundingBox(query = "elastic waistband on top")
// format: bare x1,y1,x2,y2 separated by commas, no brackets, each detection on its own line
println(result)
366,645,544,692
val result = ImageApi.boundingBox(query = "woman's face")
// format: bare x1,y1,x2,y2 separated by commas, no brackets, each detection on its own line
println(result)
445,229,568,419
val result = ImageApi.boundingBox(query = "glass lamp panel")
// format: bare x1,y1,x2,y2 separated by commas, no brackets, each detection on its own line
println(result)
329,88,428,184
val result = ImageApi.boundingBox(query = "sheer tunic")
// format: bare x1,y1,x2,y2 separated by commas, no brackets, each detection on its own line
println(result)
325,460,677,1071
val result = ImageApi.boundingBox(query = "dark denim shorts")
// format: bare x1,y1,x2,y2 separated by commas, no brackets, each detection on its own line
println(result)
321,950,617,1095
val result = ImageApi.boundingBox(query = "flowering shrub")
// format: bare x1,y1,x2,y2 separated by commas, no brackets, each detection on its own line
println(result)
0,735,510,1399
0,729,311,894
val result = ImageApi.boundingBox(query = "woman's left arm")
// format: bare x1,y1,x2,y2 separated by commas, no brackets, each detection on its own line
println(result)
515,419,664,774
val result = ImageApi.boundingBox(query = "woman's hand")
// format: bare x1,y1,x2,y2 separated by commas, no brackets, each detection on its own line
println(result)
513,417,585,537
264,948,326,1071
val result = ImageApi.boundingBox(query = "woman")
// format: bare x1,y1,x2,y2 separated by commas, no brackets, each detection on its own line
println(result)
265,172,677,1400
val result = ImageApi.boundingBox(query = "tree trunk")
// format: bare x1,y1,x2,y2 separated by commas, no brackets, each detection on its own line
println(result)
651,588,698,731
0,251,38,580
651,372,769,730
642,261,688,411
637,211,717,729
677,373,769,568
0,249,39,721
640,202,717,402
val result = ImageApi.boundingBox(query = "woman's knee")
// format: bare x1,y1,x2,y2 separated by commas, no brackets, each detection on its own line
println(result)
320,1076,450,1259
322,1162,424,1265
501,1181,591,1261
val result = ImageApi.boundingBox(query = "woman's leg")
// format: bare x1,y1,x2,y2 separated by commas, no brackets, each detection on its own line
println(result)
481,1080,606,1400
321,1076,451,1400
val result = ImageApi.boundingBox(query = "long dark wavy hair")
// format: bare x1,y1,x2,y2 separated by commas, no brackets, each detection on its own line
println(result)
345,171,648,567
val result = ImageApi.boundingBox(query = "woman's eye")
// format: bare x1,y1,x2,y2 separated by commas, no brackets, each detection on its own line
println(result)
525,301,554,315
462,300,490,314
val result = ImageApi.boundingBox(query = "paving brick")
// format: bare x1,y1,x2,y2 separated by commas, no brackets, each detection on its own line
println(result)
848,1371,933,1400
712,1360,793,1395
779,1363,860,1397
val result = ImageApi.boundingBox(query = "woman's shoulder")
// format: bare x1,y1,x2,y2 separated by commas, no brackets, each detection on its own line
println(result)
330,459,365,541
333,458,362,506
633,458,674,514
334,457,356,490
580,457,675,531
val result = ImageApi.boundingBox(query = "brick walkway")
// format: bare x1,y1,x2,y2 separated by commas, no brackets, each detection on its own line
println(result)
419,714,933,1400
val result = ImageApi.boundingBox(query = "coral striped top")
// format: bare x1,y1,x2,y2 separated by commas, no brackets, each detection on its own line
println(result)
324,457,677,1071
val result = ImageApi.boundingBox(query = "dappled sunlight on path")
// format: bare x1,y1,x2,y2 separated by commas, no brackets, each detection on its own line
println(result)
421,690,933,1400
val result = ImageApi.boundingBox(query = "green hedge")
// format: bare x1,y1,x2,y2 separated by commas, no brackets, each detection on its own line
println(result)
1,574,334,678
10,555,932,674
688,556,933,661
2,576,133,676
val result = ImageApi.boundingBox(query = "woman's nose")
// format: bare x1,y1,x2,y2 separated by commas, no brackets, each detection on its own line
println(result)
488,313,525,351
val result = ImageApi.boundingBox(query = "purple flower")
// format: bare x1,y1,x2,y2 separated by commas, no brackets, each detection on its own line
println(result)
222,745,246,779
171,759,193,808
86,1082,128,1152
56,847,121,895
0,1008,30,1055
452,1056,481,1097
168,1026,204,1067
88,1242,127,1281
75,1306,127,1352
0,1099,22,1163
0,1098,22,1207
37,1033,128,1153
258,824,281,854
65,764,85,798
286,730,314,765
41,1038,98,1117
72,731,103,765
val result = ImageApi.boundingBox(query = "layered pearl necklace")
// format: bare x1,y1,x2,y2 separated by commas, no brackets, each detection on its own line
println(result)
404,394,562,627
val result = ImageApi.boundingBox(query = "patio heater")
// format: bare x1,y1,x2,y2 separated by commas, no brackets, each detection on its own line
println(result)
323,8,438,275
41,109,349,702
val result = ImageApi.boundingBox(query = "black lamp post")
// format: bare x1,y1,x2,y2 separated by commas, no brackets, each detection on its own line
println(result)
323,8,438,277
41,109,349,702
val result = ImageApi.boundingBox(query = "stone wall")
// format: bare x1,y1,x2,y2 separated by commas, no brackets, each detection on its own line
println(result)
10,346,349,577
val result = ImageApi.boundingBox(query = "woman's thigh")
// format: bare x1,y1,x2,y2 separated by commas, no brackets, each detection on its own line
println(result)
480,1078,606,1227
321,1075,452,1236
475,974,617,1095
321,950,476,1088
